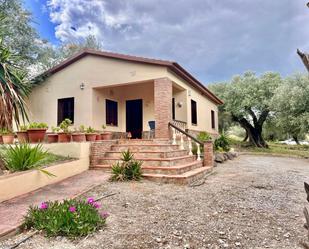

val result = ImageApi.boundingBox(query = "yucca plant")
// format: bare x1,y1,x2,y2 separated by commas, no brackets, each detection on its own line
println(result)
0,14,31,130
1,143,53,175
121,150,134,162
111,150,142,181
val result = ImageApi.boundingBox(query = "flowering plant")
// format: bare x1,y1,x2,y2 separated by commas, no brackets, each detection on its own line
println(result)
23,198,108,237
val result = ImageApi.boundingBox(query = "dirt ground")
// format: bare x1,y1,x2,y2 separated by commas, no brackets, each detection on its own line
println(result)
1,155,309,249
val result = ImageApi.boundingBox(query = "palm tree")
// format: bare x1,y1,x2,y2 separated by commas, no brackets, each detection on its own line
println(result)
0,14,30,129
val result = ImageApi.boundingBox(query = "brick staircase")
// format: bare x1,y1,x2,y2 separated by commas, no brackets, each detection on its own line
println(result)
90,139,213,185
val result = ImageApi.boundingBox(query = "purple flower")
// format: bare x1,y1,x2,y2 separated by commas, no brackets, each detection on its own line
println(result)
87,197,95,204
69,206,76,212
39,202,48,210
92,202,100,209
100,211,109,219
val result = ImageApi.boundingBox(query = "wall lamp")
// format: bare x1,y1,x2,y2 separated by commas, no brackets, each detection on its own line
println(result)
80,83,85,90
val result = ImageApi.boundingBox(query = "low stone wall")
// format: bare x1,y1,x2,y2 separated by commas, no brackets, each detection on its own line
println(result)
0,142,91,203
41,142,90,159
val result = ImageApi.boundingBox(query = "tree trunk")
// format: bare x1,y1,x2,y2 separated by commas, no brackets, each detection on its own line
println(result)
293,135,300,145
234,115,268,148
247,128,268,148
243,130,248,142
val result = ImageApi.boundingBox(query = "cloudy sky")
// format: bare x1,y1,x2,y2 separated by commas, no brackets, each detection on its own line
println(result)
25,0,309,83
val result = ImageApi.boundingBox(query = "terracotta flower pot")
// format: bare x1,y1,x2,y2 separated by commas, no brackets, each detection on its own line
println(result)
101,132,113,140
47,134,58,143
85,133,97,141
58,133,71,143
96,134,102,140
2,134,15,144
72,133,86,142
16,131,28,143
28,129,47,143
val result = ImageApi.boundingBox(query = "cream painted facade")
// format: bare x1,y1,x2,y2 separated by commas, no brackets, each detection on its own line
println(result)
28,54,219,136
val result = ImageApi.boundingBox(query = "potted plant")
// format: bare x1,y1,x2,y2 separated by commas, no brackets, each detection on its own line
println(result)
1,129,15,144
28,122,48,143
16,125,28,143
58,119,72,143
101,125,113,140
85,126,97,141
47,127,60,143
72,125,86,142
96,132,102,141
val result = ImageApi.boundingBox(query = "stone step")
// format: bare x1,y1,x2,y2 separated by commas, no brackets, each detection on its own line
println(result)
104,150,188,159
98,155,196,167
142,167,212,185
117,139,171,145
111,144,180,152
91,161,203,175
142,161,203,175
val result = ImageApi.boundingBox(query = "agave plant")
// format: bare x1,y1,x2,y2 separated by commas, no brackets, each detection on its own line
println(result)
0,14,30,129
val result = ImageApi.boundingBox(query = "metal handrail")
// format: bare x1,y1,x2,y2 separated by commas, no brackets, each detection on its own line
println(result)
168,122,203,146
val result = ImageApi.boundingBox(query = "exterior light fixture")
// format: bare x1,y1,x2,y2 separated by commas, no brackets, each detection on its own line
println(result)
177,101,183,108
80,83,85,90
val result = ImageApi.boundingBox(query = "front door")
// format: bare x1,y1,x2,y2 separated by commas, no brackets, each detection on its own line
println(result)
126,99,143,139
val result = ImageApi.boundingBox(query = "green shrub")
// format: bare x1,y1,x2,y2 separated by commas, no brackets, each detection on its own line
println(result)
86,126,96,133
23,198,108,238
1,144,50,172
214,134,230,152
0,128,13,135
29,122,48,129
59,119,72,133
111,150,142,181
51,126,60,133
19,125,28,131
197,131,212,142
79,125,86,132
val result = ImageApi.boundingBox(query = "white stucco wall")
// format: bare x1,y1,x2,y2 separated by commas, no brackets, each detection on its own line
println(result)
28,54,219,135
166,69,219,135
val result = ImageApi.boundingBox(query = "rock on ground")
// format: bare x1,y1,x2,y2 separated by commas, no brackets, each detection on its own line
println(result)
1,155,309,249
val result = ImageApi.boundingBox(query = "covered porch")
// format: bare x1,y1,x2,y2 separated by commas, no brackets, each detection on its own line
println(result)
92,78,188,139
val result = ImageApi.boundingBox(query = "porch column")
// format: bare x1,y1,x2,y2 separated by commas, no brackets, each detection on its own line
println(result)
154,77,172,139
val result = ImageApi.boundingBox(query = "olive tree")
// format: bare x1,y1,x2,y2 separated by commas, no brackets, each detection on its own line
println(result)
211,71,282,148
272,73,309,144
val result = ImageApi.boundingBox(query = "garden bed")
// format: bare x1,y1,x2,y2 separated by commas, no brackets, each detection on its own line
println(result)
0,142,91,202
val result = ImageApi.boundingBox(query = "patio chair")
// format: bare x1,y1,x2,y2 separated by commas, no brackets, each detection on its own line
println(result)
148,121,155,139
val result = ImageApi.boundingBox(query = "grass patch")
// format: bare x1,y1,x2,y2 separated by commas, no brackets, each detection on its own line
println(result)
230,139,309,158
38,153,72,167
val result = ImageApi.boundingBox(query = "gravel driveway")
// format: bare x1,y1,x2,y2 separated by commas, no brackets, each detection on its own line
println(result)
1,155,309,249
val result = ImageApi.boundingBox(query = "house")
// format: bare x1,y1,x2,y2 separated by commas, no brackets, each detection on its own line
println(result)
28,49,223,139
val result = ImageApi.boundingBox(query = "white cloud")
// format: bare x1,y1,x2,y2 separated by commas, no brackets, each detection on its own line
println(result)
47,0,309,82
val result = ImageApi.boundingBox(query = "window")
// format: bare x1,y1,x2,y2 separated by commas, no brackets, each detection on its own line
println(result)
106,99,118,126
172,98,175,120
58,97,74,125
211,110,215,129
191,100,197,125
